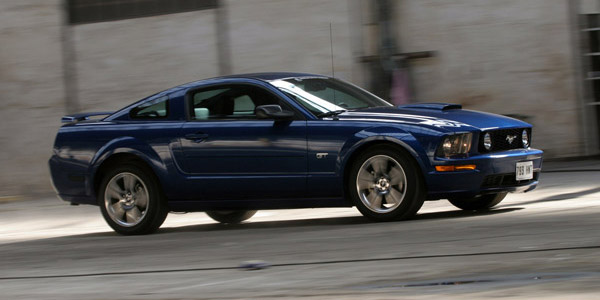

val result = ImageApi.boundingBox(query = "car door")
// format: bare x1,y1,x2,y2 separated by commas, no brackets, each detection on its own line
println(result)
177,84,308,200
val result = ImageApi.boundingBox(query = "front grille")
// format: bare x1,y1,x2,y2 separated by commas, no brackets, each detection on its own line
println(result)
479,128,531,152
481,172,539,188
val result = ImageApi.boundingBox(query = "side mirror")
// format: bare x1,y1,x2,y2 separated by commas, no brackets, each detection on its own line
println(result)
255,105,294,120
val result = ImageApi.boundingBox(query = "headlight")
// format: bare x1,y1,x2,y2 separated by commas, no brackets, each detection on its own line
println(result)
437,133,472,158
483,132,492,151
522,129,529,148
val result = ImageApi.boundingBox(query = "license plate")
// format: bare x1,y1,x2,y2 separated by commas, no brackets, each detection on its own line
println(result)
516,161,533,181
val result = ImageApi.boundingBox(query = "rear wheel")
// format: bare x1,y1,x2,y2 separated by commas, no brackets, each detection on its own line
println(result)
98,163,168,235
448,192,507,211
206,210,257,224
348,145,425,221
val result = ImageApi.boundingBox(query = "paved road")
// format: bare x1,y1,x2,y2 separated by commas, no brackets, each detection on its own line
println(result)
1,171,599,299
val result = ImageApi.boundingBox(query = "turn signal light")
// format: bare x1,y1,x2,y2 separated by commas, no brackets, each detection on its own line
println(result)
435,165,477,172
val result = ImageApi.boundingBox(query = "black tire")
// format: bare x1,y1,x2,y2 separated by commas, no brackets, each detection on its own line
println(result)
448,192,507,211
206,210,257,224
98,163,168,235
348,145,425,221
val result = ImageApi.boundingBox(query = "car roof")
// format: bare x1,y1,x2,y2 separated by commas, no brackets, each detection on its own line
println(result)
219,72,327,81
173,72,328,91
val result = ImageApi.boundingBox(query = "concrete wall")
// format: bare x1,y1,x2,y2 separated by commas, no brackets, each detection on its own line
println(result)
0,0,65,197
226,0,356,81
580,0,600,13
71,0,358,114
73,10,219,112
72,0,357,111
396,0,581,158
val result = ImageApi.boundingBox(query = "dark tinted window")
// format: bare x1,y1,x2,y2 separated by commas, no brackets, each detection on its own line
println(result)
190,85,293,120
130,96,168,119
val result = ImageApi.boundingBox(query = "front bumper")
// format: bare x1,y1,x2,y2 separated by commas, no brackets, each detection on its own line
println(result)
425,148,543,200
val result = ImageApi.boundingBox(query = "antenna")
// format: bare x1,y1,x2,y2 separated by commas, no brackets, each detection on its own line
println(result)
329,22,338,106
329,23,335,78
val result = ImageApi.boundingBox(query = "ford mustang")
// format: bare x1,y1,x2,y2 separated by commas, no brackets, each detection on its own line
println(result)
49,72,543,235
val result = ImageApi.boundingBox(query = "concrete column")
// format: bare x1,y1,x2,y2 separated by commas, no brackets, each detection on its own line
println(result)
216,0,232,75
60,0,80,114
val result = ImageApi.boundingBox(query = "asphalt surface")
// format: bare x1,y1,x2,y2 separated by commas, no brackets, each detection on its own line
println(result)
1,169,599,299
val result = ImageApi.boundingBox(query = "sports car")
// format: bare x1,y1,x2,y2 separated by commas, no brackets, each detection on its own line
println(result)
48,72,543,235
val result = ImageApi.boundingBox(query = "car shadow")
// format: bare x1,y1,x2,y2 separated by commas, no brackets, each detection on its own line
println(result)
3,207,523,244
412,207,522,221
154,207,522,235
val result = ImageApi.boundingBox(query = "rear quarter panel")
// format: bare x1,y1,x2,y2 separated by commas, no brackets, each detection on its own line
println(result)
49,121,183,204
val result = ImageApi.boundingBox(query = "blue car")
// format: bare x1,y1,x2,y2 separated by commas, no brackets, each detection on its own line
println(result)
49,73,543,235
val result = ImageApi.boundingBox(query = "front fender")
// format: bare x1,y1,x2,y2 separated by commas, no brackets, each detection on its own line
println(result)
338,126,432,179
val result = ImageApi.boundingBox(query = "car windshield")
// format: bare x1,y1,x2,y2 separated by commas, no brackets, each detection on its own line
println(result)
270,77,393,117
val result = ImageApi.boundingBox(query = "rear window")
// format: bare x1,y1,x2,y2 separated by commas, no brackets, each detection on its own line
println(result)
130,96,169,119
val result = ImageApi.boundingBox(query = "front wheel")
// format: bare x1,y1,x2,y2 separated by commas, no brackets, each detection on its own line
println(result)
98,163,168,235
348,145,425,221
448,192,507,211
206,210,257,224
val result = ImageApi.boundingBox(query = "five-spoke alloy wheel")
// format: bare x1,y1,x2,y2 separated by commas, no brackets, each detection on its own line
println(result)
356,155,407,213
349,145,425,221
99,163,168,235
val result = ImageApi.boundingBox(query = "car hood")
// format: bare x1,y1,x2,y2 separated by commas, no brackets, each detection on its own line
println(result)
336,106,530,131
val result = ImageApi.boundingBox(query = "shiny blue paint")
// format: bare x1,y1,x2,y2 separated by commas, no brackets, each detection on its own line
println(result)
49,73,543,210
175,119,308,200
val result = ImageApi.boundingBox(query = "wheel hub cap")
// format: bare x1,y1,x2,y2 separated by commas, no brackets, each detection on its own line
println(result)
120,192,135,209
374,177,390,194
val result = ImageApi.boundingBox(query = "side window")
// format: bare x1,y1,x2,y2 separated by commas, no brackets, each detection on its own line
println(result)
190,85,294,120
130,96,169,119
233,95,255,115
192,88,229,120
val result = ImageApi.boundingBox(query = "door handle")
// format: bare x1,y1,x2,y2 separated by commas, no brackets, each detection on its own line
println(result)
185,132,209,141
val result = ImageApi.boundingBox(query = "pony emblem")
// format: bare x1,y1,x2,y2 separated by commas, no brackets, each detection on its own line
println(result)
506,135,517,144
